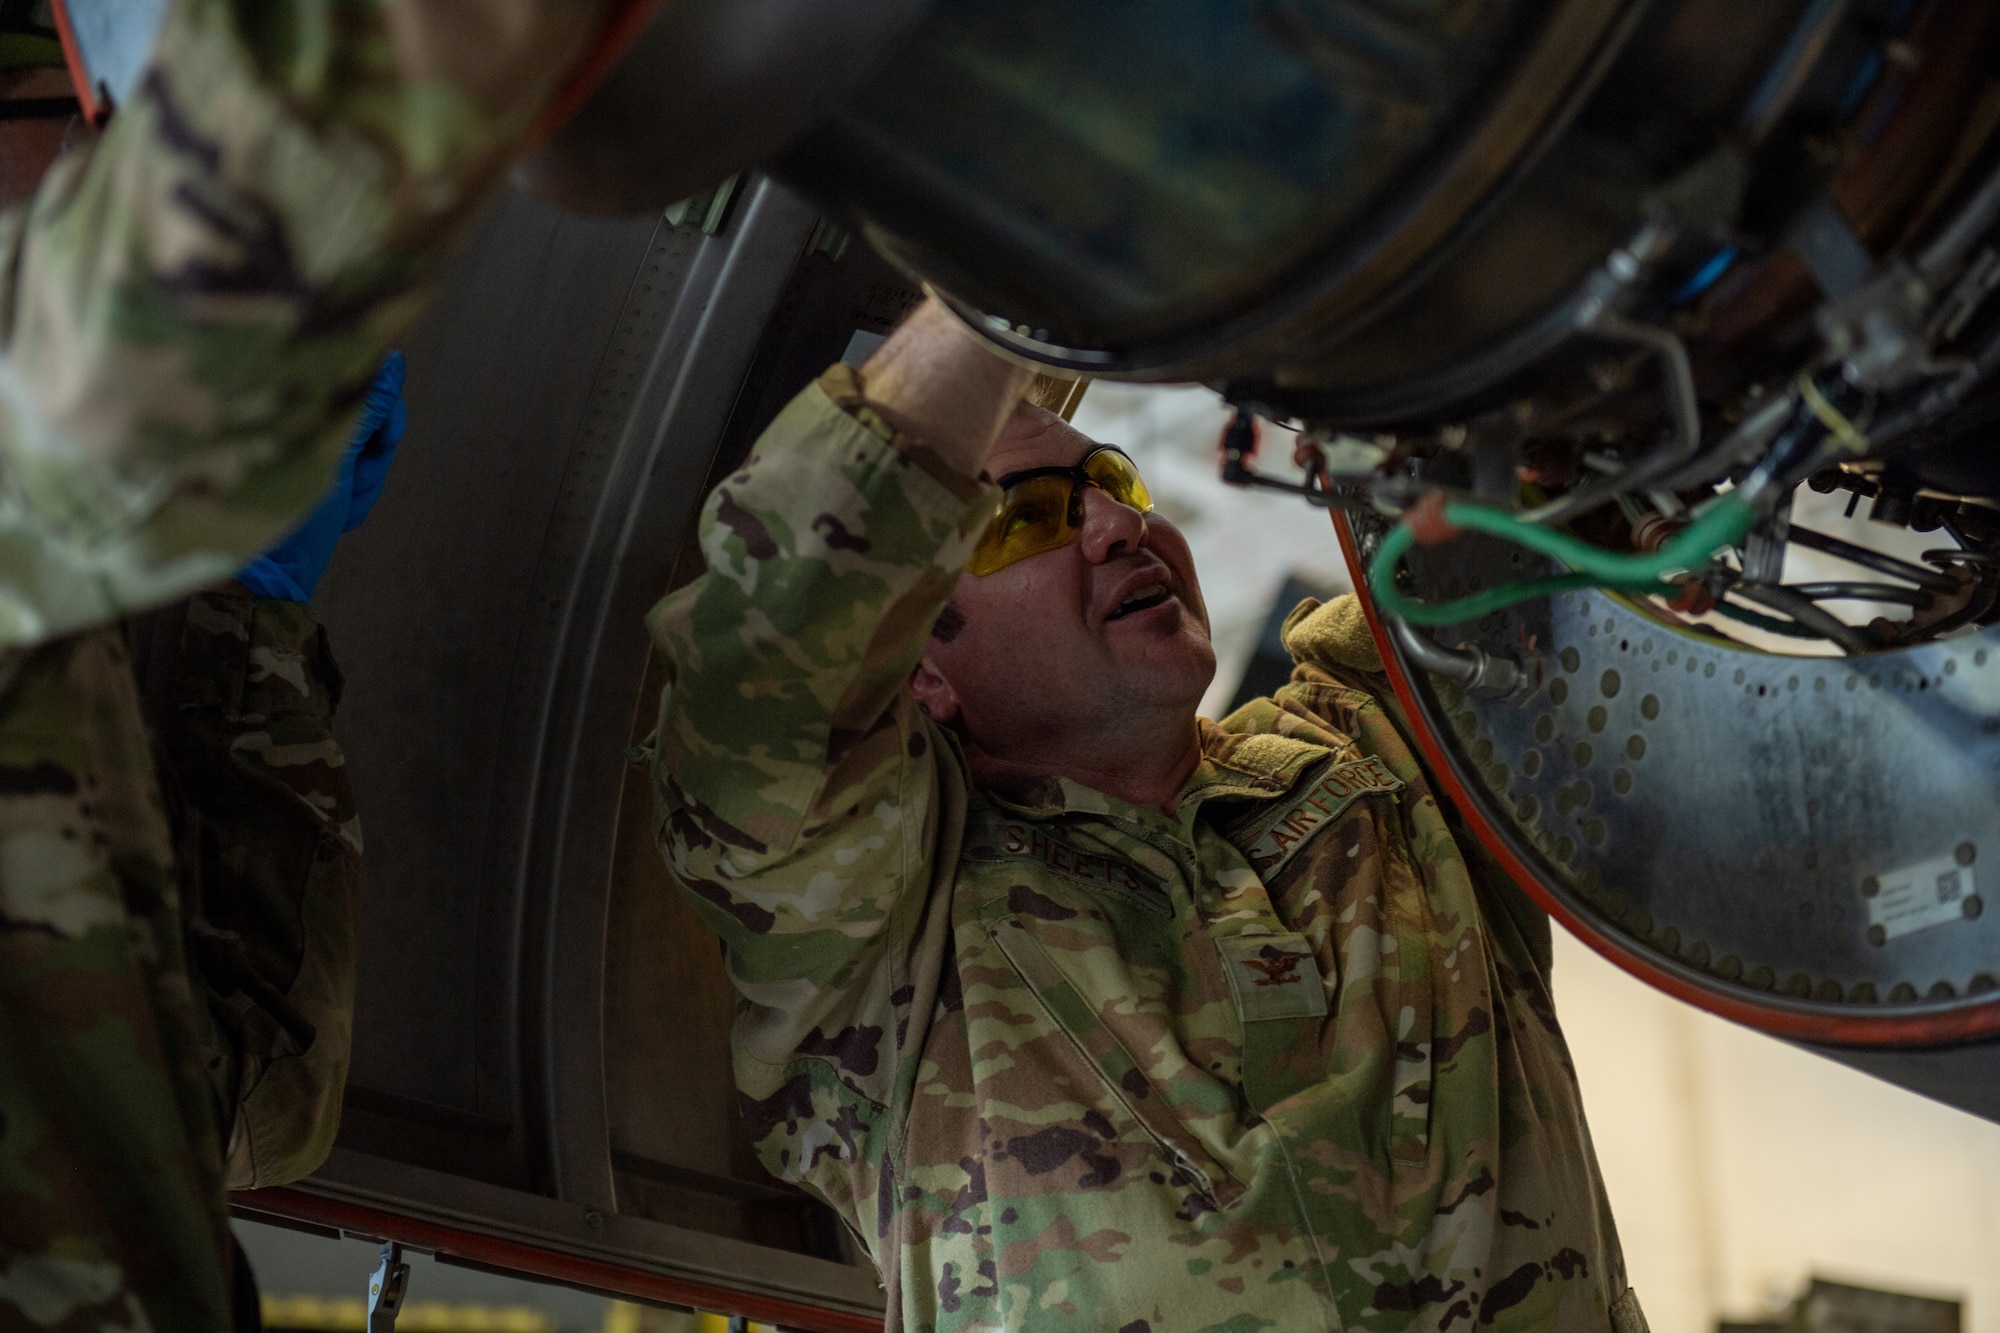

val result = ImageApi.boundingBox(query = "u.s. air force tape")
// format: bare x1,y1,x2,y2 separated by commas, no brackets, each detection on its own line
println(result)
1239,755,1404,877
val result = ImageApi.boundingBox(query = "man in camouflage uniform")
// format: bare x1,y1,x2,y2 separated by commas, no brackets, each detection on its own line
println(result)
0,1,628,1328
650,300,1649,1331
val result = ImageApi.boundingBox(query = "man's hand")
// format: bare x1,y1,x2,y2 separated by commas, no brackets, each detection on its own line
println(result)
859,299,1036,477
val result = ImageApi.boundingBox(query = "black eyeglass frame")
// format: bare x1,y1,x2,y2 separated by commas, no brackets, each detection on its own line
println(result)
991,443,1152,527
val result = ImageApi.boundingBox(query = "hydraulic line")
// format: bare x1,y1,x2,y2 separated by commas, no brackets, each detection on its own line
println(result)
1928,546,2000,569
1653,391,1796,494
1388,619,1524,697
1522,312,1701,526
1729,583,1875,654
1785,580,1928,606
1363,336,1927,647
1367,491,1756,626
1785,524,1957,591
1917,153,2000,282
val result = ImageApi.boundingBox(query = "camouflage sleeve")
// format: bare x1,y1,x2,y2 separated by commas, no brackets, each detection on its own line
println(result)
648,366,995,1210
130,585,360,1191
0,0,622,648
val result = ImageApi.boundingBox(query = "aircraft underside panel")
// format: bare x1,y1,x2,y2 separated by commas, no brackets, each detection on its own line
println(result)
233,177,910,1330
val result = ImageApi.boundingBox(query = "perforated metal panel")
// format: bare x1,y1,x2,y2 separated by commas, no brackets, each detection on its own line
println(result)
1342,513,2000,1121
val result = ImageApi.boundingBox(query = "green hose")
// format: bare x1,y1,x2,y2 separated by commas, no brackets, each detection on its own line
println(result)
1366,492,1757,626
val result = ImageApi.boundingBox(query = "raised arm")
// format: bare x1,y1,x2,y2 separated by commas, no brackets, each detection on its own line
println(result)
0,0,622,647
647,301,1026,1210
650,301,1025,859
857,300,1034,471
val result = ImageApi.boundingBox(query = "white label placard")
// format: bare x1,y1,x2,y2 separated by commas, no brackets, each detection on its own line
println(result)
1866,853,1976,942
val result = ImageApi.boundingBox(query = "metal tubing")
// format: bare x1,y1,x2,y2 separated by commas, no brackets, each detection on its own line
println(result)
1731,583,1876,653
1918,155,2000,282
1589,312,1701,467
1785,524,1959,591
1522,310,1701,525
1787,580,1928,606
1654,391,1798,493
1738,0,1852,145
1390,618,1525,697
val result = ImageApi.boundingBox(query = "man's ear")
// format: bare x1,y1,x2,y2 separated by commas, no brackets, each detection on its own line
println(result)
909,653,961,724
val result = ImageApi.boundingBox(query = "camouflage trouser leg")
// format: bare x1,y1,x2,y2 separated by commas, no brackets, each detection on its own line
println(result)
128,588,363,1193
0,627,233,1332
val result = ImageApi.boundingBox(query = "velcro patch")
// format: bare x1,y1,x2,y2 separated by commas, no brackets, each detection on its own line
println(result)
1216,933,1327,1022
1240,755,1404,877
966,816,1163,906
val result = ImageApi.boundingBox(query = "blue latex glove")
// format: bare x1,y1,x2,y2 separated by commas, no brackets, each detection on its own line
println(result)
238,352,409,602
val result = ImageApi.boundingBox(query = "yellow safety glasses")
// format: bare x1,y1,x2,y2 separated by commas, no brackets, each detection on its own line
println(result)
967,445,1154,577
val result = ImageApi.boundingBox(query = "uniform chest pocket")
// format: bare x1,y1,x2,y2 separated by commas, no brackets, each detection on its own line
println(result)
986,913,1246,1210
1214,933,1328,1023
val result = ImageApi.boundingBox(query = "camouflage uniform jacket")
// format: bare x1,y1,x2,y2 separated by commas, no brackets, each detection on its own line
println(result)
650,371,1633,1332
0,1,624,1325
